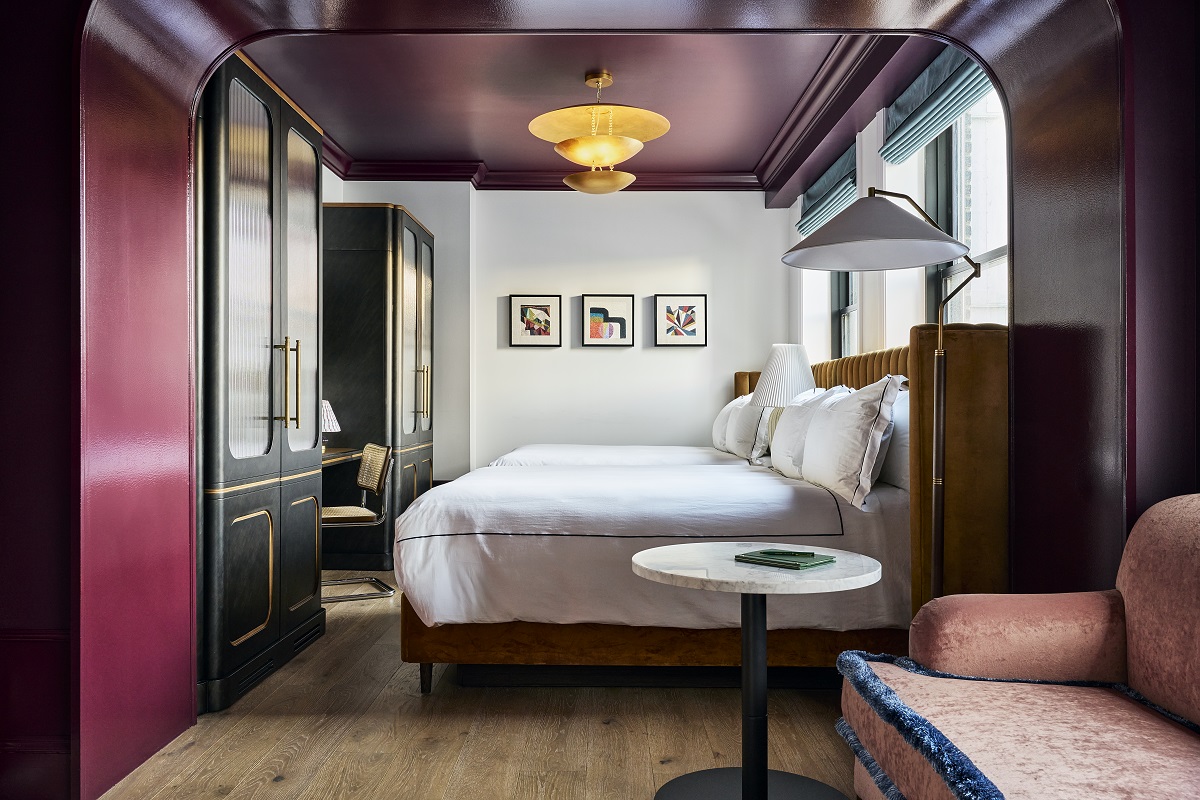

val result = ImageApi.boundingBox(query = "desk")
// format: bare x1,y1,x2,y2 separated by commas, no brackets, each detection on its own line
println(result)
321,446,363,466
632,541,881,800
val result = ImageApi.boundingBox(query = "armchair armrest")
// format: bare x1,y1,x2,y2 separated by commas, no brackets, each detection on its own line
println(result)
909,590,1127,683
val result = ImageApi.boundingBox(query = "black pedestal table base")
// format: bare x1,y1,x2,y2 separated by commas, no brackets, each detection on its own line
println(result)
653,767,848,799
653,593,848,800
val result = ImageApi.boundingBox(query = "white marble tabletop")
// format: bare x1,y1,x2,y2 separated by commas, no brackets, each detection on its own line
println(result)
632,541,881,595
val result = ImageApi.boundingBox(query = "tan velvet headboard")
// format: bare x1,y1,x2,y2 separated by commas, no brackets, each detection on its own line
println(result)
734,323,1009,613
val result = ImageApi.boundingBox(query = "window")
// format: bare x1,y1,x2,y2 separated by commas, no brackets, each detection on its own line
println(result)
881,147,929,348
944,89,1008,324
833,272,859,358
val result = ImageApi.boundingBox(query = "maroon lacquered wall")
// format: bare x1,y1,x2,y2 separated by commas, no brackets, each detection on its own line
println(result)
0,0,1193,797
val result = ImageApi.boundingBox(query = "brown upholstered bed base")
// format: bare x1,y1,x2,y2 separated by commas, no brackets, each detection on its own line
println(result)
401,595,907,692
401,324,1008,692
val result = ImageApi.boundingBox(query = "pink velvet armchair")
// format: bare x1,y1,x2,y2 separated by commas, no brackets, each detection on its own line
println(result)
837,494,1200,799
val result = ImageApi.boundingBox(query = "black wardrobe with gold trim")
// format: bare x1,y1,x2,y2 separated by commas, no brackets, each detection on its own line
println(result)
321,204,435,570
196,54,325,713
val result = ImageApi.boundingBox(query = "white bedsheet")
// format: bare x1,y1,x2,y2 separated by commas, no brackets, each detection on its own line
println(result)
489,443,749,467
394,464,910,631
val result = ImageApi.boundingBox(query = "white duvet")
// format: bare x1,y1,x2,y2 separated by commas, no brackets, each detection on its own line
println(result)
394,463,910,631
489,443,749,467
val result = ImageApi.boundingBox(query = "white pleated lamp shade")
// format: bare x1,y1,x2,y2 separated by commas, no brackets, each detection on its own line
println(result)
750,344,816,407
781,195,968,271
320,400,341,433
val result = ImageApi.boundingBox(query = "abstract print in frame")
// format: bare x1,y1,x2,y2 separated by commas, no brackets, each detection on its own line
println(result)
582,294,635,347
654,294,707,346
510,295,562,347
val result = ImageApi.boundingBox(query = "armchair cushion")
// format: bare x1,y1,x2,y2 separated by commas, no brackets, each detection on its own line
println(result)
839,652,1200,800
909,589,1127,683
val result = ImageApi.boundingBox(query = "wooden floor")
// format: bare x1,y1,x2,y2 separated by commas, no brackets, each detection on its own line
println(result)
104,571,855,799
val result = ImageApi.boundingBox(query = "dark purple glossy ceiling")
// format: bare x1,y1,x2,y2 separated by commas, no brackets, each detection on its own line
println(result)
244,32,943,202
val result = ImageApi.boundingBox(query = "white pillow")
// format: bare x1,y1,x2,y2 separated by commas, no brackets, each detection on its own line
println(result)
712,395,751,452
877,390,911,491
726,402,773,463
801,375,905,508
770,387,851,480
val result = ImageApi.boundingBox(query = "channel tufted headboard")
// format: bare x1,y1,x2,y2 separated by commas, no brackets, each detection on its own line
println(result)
735,323,1009,612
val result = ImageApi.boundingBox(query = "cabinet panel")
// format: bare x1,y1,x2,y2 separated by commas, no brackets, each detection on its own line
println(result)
202,485,280,679
419,236,434,440
399,225,420,441
279,474,321,631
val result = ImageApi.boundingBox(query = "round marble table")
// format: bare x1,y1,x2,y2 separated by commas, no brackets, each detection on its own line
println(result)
632,541,882,800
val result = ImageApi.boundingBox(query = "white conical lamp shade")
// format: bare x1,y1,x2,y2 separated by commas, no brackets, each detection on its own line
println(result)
782,196,968,271
320,400,341,433
750,344,816,407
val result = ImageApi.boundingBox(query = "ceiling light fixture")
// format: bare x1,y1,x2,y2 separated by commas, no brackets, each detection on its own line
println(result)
529,70,669,194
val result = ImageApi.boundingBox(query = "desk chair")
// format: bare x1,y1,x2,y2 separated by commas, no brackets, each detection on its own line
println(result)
321,443,397,603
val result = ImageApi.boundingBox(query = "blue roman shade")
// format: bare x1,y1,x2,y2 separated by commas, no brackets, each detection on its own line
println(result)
796,144,856,237
880,48,994,165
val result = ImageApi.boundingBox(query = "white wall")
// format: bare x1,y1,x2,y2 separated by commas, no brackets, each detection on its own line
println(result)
335,180,476,480
321,165,343,202
473,190,793,467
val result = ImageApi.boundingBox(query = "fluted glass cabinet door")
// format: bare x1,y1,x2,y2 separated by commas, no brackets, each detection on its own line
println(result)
283,124,321,464
419,238,434,439
398,224,419,442
226,78,276,463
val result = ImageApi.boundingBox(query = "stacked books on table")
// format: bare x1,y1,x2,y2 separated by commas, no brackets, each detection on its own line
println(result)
734,549,836,570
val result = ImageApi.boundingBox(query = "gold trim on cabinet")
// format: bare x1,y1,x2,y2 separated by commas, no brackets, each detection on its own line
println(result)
229,510,274,647
401,463,417,501
204,468,323,495
420,458,433,492
234,51,324,135
287,496,320,612
274,336,291,428
394,444,433,455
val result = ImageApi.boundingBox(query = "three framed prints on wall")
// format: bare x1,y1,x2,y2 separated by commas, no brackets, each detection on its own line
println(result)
509,294,708,348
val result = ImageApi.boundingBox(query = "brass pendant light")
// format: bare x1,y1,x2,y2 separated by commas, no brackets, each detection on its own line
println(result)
529,71,669,194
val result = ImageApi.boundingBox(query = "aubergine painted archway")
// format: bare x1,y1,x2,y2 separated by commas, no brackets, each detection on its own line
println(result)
65,0,1161,797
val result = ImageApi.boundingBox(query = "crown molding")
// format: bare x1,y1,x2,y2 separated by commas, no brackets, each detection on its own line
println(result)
321,135,353,178
756,34,905,209
343,160,490,183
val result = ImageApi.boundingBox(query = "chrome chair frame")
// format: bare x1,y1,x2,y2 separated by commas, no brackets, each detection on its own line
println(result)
321,443,398,603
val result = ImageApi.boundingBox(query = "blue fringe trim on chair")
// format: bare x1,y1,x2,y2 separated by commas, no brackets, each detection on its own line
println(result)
837,651,1005,800
835,717,907,800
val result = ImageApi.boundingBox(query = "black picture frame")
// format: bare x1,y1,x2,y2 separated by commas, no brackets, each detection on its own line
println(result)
653,293,708,346
509,295,563,347
581,294,635,347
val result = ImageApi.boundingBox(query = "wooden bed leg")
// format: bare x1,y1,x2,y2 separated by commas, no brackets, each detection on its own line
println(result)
419,662,433,694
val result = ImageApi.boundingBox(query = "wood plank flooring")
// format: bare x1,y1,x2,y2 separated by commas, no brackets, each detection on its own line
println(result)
103,571,856,799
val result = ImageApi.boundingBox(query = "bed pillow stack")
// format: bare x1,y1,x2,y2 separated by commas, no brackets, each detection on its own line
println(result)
770,375,906,508
770,387,852,479
712,395,751,451
875,389,911,491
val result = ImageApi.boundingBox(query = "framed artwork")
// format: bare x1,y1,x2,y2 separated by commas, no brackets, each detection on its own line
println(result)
582,294,635,347
510,295,562,347
654,294,708,346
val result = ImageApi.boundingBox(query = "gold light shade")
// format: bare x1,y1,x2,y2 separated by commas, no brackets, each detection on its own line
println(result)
563,170,636,194
529,104,671,144
554,134,643,167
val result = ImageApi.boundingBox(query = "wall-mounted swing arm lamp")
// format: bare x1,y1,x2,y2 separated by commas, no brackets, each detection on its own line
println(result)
781,186,980,599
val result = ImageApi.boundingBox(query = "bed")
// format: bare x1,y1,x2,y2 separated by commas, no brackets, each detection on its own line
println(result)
396,323,1009,692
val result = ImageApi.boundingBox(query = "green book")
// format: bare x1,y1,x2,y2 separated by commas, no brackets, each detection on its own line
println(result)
734,549,836,570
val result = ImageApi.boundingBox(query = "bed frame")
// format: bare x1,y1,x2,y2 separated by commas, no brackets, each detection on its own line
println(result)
402,323,1009,692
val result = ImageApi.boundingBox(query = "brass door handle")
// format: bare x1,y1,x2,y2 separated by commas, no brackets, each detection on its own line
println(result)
274,336,291,428
415,366,425,416
422,365,432,419
292,339,302,428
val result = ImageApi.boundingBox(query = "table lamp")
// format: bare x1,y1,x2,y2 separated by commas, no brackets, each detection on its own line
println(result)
781,187,981,598
320,399,340,453
749,343,816,408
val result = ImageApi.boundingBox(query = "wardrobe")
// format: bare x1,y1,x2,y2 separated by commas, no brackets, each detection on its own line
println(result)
196,54,325,712
322,204,435,570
